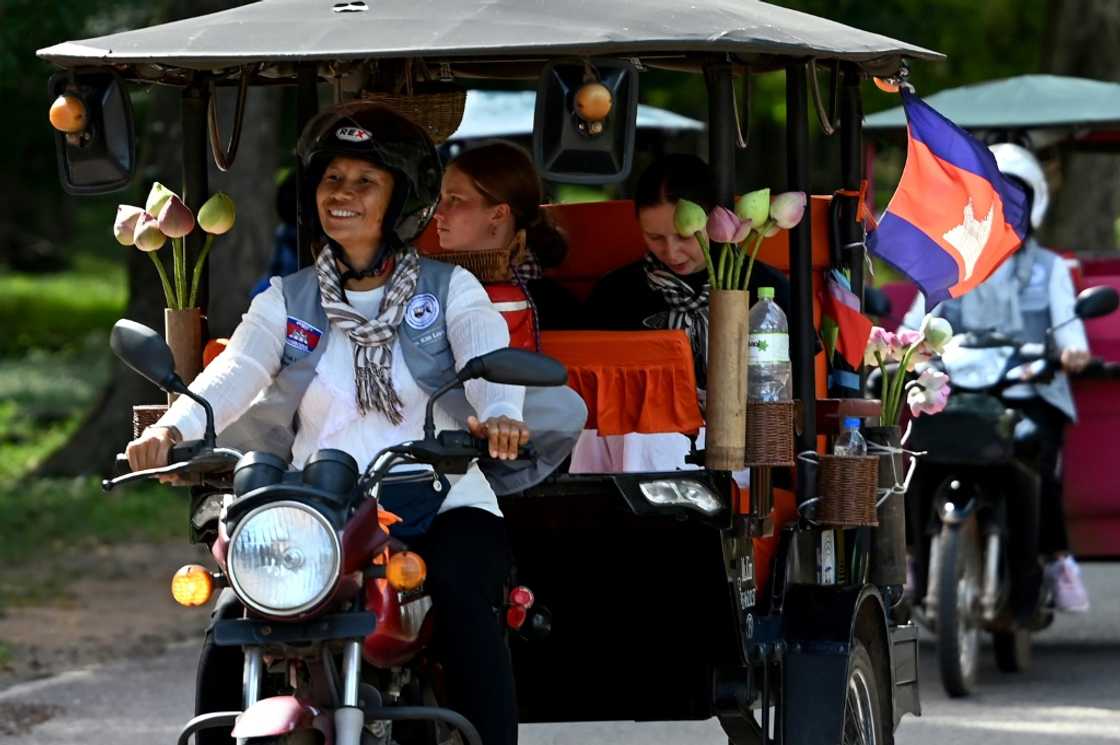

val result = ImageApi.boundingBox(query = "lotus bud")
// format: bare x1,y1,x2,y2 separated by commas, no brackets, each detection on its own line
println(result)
735,188,770,228
762,221,781,238
706,206,747,244
133,211,167,252
864,326,897,367
197,192,237,235
770,191,807,230
157,195,195,238
145,181,177,215
673,198,708,238
113,205,144,246
920,315,953,354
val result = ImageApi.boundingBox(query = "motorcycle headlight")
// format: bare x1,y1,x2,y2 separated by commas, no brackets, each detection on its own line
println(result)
227,501,341,617
639,479,722,515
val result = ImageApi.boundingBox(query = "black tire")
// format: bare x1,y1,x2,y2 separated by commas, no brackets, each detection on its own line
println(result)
842,639,889,745
993,627,1032,673
936,517,982,698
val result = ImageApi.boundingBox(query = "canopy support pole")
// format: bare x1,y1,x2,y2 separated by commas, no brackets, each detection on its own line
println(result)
182,85,209,311
786,63,816,505
826,63,865,399
296,63,320,267
705,62,737,207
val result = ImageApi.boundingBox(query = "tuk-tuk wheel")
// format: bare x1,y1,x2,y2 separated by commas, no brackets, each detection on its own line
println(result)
842,640,887,745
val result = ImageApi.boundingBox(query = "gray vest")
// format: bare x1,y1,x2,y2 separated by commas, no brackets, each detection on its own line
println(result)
938,246,1076,420
218,258,587,494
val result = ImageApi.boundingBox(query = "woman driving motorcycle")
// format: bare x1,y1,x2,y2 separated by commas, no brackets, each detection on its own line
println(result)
902,142,1092,613
126,102,527,745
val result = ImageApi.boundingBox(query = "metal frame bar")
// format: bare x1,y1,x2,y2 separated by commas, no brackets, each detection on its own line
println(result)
181,85,209,311
786,63,816,494
706,61,737,207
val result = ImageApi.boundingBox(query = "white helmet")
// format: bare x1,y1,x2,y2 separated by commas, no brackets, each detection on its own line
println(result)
988,143,1049,229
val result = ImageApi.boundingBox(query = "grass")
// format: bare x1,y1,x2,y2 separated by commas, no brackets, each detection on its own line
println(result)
0,255,126,357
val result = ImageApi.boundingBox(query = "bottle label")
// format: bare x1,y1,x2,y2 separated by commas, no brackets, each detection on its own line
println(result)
748,332,789,363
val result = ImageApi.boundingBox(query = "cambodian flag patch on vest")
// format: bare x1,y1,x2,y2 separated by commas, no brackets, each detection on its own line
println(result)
867,90,1030,306
285,317,323,353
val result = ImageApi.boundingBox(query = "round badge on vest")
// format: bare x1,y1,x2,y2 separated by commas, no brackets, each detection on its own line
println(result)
405,293,440,330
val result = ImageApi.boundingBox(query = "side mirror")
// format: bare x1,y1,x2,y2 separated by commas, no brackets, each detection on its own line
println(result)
1074,286,1119,321
533,58,638,185
49,70,135,195
110,320,186,394
458,349,569,387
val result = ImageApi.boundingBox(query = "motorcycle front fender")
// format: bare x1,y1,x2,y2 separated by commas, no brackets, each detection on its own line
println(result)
230,695,322,739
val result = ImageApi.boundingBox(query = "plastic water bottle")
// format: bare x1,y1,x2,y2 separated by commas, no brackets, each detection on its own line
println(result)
748,287,792,401
834,417,867,456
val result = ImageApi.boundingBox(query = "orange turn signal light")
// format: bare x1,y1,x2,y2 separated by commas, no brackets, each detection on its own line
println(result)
386,551,427,592
171,564,215,607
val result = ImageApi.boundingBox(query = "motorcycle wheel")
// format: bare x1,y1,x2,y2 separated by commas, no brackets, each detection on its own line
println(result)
936,515,982,698
841,640,888,745
993,627,1032,673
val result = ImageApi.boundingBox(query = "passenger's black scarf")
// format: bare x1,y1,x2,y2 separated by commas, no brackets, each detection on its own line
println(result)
643,253,710,386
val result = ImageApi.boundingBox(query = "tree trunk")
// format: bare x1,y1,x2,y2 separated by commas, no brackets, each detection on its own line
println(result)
36,0,282,476
1041,0,1120,254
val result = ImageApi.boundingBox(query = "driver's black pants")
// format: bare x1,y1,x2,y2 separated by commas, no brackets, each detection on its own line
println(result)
194,507,518,745
1018,398,1071,556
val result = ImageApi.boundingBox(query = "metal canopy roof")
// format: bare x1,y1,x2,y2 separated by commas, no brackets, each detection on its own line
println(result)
864,75,1120,132
38,0,941,83
448,90,703,140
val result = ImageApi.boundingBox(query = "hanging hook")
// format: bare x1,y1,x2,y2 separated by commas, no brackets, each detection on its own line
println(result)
208,66,251,172
809,59,840,136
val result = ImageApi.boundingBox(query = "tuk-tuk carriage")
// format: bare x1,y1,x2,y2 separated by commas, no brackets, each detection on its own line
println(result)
39,2,943,743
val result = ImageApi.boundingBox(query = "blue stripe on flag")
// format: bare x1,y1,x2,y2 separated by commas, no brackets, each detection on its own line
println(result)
867,212,961,306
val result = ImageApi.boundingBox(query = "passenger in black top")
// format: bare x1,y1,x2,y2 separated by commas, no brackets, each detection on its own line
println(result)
584,154,790,387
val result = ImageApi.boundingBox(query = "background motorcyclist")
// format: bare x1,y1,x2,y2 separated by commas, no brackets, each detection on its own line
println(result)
902,142,1092,612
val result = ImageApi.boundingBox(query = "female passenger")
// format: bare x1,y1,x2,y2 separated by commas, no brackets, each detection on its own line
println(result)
435,141,580,343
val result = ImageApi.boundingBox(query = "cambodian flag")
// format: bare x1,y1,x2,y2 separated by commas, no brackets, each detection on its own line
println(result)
867,90,1031,305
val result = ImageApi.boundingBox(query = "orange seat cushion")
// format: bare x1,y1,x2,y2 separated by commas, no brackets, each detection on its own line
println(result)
540,330,703,437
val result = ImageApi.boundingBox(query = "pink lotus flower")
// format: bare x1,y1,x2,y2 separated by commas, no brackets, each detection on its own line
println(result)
157,194,195,238
113,205,144,246
907,368,951,417
132,211,166,252
864,326,898,366
707,206,752,244
770,191,807,229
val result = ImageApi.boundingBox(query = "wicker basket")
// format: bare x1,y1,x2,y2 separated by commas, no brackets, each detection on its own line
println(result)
817,455,879,527
433,247,513,281
745,400,796,466
132,404,169,439
358,87,466,143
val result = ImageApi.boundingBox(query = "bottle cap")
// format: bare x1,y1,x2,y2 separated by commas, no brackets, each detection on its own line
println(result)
758,287,775,300
842,417,861,431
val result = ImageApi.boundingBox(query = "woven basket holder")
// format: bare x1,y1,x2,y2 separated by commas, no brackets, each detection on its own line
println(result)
745,400,797,467
817,454,880,527
132,404,169,439
358,89,466,144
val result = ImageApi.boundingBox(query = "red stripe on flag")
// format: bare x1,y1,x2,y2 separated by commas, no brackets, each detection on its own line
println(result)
886,136,1024,298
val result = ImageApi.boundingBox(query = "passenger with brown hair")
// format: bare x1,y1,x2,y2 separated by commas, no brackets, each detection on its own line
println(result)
434,141,580,347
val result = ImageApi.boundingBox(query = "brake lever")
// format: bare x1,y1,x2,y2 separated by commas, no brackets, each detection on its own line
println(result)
104,447,241,492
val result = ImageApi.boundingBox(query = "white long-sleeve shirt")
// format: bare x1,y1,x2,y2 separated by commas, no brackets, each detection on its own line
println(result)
157,267,524,516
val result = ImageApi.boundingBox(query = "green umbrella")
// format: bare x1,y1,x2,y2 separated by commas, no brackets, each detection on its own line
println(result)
864,74,1120,135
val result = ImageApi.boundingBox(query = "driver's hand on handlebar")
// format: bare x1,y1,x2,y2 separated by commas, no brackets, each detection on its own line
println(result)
1061,348,1091,374
467,415,530,460
126,426,181,480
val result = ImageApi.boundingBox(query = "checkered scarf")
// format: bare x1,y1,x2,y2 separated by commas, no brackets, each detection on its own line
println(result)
644,253,710,385
315,246,421,424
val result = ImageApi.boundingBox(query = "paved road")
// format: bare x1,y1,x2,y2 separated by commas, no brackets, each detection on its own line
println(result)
3,564,1118,744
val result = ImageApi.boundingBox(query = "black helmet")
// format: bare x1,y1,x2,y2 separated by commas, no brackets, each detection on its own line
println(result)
297,102,441,249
